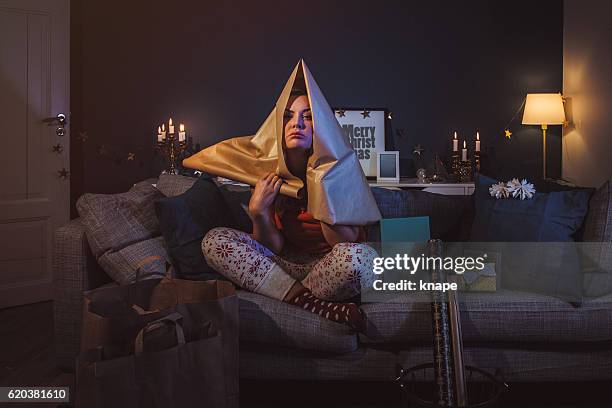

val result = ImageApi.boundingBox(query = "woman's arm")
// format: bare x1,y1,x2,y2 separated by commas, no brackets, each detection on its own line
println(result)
320,222,360,247
249,173,284,254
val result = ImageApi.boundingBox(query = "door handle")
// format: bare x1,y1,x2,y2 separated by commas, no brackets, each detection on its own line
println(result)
42,113,67,126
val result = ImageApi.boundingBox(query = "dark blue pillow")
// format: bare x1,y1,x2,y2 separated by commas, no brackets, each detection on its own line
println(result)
154,176,252,280
470,174,592,302
471,174,591,242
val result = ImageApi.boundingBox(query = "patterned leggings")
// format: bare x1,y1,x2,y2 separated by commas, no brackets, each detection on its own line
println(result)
202,227,377,301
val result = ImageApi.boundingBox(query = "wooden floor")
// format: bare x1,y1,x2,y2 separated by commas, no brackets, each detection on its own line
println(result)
0,301,610,408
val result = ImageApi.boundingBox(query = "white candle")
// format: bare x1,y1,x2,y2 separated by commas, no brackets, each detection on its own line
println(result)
161,123,166,140
475,132,481,152
169,118,175,134
178,123,186,142
157,126,163,142
462,140,468,162
453,132,458,152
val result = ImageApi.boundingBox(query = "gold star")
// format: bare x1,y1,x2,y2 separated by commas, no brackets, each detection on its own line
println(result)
52,143,63,153
387,111,393,120
504,129,512,139
361,110,370,119
97,145,107,155
77,131,89,142
57,168,70,180
127,152,135,161
336,109,346,118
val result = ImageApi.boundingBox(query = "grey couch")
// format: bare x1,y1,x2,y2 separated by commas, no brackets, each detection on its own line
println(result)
53,177,612,382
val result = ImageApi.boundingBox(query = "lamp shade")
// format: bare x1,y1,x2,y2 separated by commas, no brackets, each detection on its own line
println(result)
522,93,566,125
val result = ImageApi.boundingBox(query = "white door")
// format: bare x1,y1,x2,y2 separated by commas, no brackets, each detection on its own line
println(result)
0,0,69,308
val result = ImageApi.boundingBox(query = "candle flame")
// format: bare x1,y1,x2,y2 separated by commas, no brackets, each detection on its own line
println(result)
161,124,165,131
476,132,480,140
158,126,161,133
454,131,457,139
463,140,467,148
179,124,185,132
169,118,173,126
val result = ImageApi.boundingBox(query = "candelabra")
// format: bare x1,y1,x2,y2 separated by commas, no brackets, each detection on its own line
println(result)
156,119,187,174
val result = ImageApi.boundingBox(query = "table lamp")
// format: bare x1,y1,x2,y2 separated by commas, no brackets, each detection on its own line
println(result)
522,93,566,179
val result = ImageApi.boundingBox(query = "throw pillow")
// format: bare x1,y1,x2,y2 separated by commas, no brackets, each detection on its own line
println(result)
76,182,163,259
470,174,593,302
76,181,167,284
369,187,472,242
156,173,198,197
155,176,250,280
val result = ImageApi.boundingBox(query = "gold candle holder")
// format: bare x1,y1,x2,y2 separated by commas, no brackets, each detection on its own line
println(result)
157,132,186,174
458,161,473,182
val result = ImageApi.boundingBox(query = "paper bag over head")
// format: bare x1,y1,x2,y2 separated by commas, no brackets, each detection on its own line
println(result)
183,59,381,226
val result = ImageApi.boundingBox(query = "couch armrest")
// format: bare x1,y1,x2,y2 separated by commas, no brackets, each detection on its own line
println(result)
52,218,111,371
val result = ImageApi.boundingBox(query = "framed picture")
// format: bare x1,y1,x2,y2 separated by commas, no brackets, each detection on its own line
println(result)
334,108,386,177
377,151,400,183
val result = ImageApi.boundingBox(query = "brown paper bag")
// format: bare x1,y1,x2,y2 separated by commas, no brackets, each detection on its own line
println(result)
78,279,238,408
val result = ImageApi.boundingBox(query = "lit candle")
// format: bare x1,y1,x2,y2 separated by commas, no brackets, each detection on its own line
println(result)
453,132,458,152
178,123,186,142
157,126,163,142
161,123,166,140
475,132,481,152
169,118,175,134
462,140,468,162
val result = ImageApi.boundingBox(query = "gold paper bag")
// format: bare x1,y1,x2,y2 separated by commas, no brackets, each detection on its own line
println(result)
184,60,381,226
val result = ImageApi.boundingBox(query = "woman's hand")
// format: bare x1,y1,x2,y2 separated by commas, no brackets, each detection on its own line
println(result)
248,173,283,219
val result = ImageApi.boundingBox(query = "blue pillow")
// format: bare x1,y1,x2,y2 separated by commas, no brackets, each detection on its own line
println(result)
155,176,251,280
470,174,592,302
471,174,591,242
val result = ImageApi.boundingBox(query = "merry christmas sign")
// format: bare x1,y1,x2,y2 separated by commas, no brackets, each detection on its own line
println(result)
334,109,386,177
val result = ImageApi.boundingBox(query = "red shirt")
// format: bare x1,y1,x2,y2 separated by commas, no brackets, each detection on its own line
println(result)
273,197,366,254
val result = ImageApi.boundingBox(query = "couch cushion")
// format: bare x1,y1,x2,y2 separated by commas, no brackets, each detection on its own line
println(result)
238,290,358,354
582,179,612,297
361,289,612,345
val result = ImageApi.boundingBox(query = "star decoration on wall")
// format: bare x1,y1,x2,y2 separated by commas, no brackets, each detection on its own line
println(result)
57,168,70,180
387,111,393,120
504,129,512,139
396,129,407,138
97,145,108,155
361,110,371,119
335,109,346,117
413,144,424,156
127,152,135,161
52,143,63,154
77,131,89,142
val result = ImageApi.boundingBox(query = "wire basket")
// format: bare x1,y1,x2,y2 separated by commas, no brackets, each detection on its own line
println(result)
396,363,509,408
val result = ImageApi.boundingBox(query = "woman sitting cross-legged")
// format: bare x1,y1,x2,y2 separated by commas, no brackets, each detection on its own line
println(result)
202,91,378,332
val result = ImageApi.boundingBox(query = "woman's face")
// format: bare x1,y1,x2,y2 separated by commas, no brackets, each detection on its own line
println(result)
283,95,313,152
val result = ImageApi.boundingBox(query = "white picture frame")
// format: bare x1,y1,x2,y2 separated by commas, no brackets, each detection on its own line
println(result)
334,109,386,177
377,151,400,183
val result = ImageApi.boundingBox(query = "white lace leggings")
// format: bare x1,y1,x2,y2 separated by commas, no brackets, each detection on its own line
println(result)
202,227,377,301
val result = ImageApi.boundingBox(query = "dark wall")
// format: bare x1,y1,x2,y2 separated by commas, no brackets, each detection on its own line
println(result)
70,0,563,213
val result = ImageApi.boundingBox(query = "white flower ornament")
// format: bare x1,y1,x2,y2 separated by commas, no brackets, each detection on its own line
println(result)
489,182,509,199
507,178,536,200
